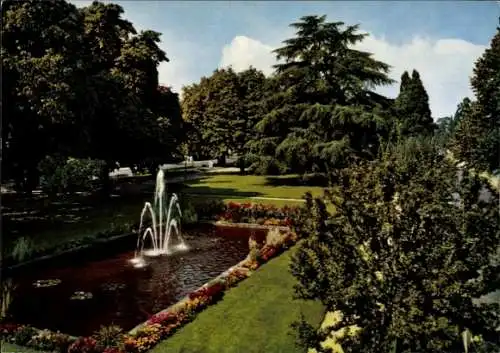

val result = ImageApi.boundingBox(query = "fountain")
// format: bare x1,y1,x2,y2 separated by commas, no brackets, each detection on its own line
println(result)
130,169,189,268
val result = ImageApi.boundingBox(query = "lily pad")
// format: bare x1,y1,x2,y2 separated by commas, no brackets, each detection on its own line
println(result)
70,291,93,300
33,279,61,288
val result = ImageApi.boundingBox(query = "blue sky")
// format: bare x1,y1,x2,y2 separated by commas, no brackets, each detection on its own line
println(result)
73,0,500,117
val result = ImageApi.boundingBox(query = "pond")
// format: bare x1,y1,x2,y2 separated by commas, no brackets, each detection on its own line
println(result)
9,224,266,337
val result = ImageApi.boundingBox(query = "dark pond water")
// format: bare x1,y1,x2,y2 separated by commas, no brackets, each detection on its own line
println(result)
9,224,267,336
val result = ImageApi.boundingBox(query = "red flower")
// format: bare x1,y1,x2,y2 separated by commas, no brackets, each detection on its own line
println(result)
148,311,178,326
189,283,225,301
68,337,99,353
103,348,124,353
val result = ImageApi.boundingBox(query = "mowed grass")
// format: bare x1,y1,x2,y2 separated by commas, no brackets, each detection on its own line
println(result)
183,174,326,200
150,246,325,353
1,342,47,353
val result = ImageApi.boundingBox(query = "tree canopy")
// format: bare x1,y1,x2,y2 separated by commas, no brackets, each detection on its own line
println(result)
181,66,267,168
1,0,182,191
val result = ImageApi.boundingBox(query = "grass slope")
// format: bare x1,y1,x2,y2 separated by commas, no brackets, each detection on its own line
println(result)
183,174,326,201
150,247,325,353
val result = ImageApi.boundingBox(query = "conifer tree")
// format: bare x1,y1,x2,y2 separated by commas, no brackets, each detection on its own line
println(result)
394,70,435,137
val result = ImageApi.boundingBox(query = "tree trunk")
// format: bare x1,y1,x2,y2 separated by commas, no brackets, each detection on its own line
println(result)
99,161,113,198
238,157,245,175
218,154,226,167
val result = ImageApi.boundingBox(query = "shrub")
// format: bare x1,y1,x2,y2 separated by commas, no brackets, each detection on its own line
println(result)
181,201,198,224
68,337,100,353
265,227,284,247
247,236,260,262
10,237,35,263
250,156,289,175
28,329,73,353
92,325,124,349
38,155,104,195
0,323,22,341
13,325,37,346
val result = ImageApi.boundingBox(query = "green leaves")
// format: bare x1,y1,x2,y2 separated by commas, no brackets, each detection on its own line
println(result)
249,15,396,175
2,0,180,191
394,70,435,138
181,67,267,166
451,28,500,173
292,138,500,352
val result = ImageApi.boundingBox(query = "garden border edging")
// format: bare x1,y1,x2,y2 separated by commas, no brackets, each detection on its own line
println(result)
128,222,292,334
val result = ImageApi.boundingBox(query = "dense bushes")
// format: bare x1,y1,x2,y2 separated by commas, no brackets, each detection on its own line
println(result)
290,138,500,352
38,156,105,195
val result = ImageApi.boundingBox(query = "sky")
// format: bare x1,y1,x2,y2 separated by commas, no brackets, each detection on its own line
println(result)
71,0,500,118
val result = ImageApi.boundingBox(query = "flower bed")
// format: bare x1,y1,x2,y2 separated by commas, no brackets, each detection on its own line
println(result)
194,200,301,227
0,226,299,353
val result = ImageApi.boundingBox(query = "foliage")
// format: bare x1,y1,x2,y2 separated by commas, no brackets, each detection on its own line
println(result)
435,97,472,147
38,155,104,195
92,325,124,350
1,0,182,192
265,227,285,247
248,236,260,262
4,221,136,266
291,137,500,352
181,67,267,167
180,201,198,225
10,236,35,263
451,27,500,173
394,70,436,137
68,337,100,353
28,329,74,353
216,201,300,225
247,15,395,174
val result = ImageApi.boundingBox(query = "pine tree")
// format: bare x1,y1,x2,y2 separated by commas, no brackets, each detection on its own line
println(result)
394,70,435,137
247,15,395,174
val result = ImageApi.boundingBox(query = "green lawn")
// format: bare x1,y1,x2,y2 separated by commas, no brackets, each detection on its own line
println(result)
183,174,326,200
150,246,325,353
1,342,46,353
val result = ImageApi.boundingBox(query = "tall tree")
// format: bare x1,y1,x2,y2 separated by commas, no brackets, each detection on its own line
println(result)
1,0,182,193
394,70,435,137
291,138,500,353
247,15,395,175
452,27,500,173
181,66,267,169
1,0,86,191
237,67,267,171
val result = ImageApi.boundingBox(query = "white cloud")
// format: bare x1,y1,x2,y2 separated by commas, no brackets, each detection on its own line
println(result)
220,36,276,75
219,33,486,117
355,34,486,118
